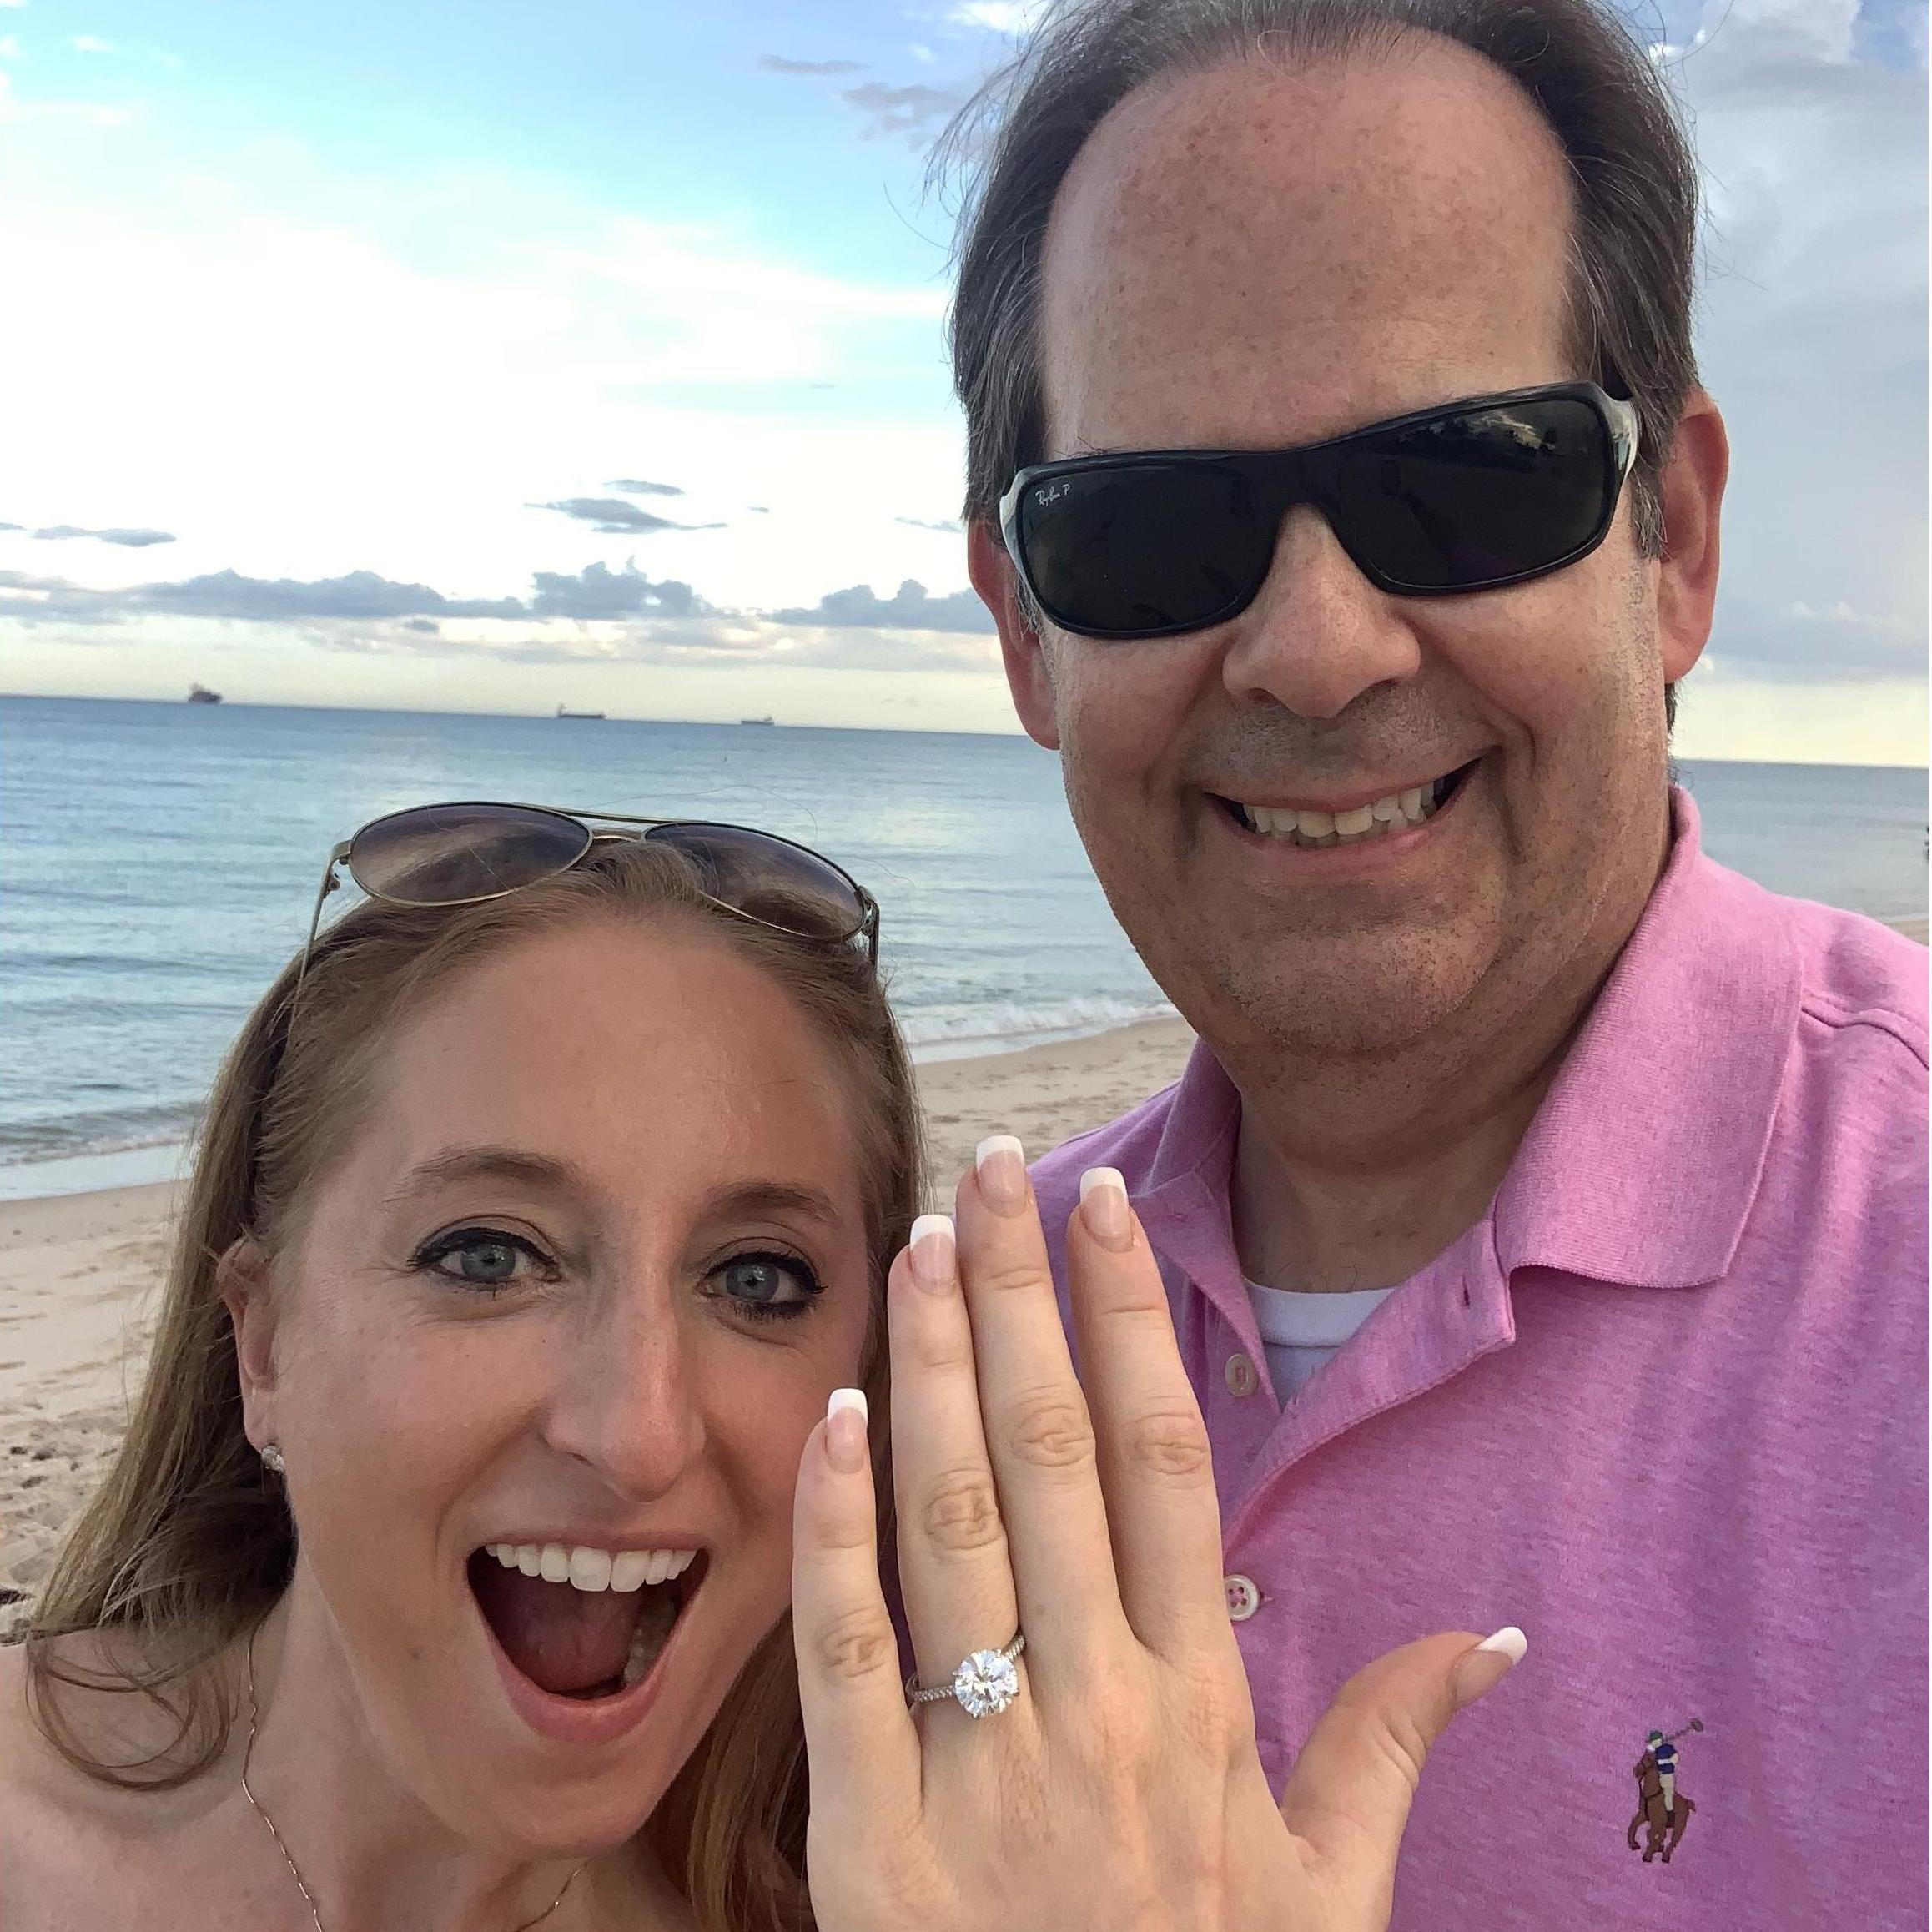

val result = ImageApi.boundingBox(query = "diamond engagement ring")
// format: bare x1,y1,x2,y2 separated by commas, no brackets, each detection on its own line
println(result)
905,1633,1026,1718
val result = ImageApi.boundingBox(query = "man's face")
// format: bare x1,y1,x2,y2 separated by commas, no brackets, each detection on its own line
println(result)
989,42,1720,1064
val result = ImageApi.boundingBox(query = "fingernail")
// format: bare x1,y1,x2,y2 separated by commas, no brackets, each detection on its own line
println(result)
825,1388,868,1474
1078,1167,1132,1250
908,1214,955,1293
974,1134,1028,1215
1451,1625,1527,1708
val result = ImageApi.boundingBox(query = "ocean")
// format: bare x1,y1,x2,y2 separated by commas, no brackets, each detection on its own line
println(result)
1,696,1924,1195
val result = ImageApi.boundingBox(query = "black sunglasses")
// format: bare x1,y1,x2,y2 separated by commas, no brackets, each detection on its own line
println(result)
998,381,1640,640
297,802,880,986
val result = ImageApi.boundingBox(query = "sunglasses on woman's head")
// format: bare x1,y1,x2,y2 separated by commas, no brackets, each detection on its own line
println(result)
297,802,880,987
997,381,1641,641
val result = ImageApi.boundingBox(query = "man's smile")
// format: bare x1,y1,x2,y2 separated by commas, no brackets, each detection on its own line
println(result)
1208,757,1483,853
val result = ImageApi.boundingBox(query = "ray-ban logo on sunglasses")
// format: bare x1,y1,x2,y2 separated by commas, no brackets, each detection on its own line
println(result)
1034,481,1072,507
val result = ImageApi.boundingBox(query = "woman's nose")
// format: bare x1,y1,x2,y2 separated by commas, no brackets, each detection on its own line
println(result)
1220,505,1423,718
541,1285,708,1499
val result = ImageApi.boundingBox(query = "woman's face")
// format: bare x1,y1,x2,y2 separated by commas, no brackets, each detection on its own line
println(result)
232,916,877,1854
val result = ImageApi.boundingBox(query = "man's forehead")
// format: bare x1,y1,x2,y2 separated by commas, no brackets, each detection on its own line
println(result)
1038,38,1579,454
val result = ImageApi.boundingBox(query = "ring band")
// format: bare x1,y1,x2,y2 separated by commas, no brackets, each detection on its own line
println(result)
905,1632,1026,1718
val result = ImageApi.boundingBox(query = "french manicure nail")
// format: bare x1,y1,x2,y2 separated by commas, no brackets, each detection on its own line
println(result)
826,1387,868,1473
1451,1625,1527,1708
908,1214,955,1293
1078,1167,1133,1250
974,1134,1029,1215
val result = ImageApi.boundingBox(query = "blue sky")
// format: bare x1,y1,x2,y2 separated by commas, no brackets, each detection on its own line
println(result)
1,0,1925,757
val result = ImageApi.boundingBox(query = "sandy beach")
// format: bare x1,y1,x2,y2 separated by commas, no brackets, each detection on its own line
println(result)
0,1017,1195,1639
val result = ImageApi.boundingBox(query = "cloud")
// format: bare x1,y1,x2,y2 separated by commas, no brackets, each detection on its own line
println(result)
835,81,967,143
68,34,114,54
604,477,682,496
23,522,174,546
528,559,704,618
0,35,21,57
535,496,715,534
769,578,993,632
947,2,1050,33
758,54,865,76
0,559,706,626
1667,0,1928,682
895,515,962,532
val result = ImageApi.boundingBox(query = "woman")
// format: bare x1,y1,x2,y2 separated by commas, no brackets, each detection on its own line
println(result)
0,802,1521,1931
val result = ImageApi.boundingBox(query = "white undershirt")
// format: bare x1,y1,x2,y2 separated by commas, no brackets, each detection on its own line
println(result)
1245,1280,1400,1402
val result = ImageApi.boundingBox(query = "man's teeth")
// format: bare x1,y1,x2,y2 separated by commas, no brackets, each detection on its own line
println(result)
483,1542,698,1593
1240,782,1444,847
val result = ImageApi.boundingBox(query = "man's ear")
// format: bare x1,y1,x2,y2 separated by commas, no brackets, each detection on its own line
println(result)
1652,388,1728,684
968,519,1062,751
219,1239,282,1452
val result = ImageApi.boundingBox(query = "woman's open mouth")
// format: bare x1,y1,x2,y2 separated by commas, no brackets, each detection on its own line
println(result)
467,1540,708,1708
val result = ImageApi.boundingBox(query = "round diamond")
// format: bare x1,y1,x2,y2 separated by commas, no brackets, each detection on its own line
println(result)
952,1647,1020,1718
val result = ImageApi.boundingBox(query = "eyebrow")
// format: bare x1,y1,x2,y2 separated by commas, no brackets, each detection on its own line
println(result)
702,1179,841,1226
381,1145,591,1213
380,1149,840,1227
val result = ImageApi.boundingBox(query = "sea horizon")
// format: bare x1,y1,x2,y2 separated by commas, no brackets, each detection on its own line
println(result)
3,694,1925,1200
4,691,1928,767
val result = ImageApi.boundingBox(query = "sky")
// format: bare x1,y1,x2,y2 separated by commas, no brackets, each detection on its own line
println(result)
0,0,1924,760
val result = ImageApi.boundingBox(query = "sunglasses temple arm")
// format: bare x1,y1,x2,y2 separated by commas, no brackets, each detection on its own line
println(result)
294,843,351,993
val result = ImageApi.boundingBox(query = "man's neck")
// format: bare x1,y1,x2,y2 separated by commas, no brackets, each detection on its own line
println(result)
1228,813,1673,1296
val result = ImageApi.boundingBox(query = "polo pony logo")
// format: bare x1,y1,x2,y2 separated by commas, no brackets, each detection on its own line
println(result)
1627,1718,1703,1864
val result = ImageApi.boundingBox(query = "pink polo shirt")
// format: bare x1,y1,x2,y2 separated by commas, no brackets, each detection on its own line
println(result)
1032,791,1928,1929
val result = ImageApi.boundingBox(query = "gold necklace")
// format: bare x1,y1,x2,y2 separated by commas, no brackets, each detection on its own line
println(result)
241,1623,589,1932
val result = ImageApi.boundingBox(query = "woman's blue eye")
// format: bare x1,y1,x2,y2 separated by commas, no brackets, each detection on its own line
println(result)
715,1252,822,1318
418,1230,542,1288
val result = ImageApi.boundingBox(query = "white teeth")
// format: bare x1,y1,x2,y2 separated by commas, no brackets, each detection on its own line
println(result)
1238,779,1449,847
609,1550,652,1592
487,1542,700,1593
569,1547,613,1592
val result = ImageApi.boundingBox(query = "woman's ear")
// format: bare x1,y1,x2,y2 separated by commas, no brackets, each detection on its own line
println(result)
219,1239,282,1452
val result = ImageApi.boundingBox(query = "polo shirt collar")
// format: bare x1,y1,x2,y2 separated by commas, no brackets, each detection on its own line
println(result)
1125,787,1799,1303
1493,787,1799,1288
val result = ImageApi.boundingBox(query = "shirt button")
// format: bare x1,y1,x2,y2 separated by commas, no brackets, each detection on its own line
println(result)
1225,1352,1260,1397
1224,1574,1262,1622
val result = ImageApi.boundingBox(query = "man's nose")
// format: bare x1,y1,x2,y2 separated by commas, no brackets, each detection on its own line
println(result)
1219,505,1422,719
541,1283,707,1498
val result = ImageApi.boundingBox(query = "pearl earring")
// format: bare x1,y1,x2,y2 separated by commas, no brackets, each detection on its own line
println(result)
260,1442,286,1475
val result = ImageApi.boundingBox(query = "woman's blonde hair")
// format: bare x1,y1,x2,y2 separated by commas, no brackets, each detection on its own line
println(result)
23,834,921,1932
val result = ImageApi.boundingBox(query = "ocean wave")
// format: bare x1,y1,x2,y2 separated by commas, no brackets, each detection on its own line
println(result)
899,994,1178,1059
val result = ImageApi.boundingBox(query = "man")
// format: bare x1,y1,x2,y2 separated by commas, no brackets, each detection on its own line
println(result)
952,1,1927,1924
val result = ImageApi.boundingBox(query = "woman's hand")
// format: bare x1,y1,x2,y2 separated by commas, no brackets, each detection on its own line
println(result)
792,1140,1522,1932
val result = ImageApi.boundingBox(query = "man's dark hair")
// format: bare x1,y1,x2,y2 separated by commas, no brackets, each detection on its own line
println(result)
943,0,1701,723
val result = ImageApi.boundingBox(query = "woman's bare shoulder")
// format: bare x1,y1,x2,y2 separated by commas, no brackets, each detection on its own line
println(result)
0,1633,248,1930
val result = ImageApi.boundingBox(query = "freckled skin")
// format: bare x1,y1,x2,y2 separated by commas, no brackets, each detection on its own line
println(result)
972,38,1728,1286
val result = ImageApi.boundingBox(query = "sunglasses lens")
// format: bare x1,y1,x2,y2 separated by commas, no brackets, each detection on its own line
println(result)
348,803,591,905
1336,395,1612,591
1018,462,1272,636
647,822,870,947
